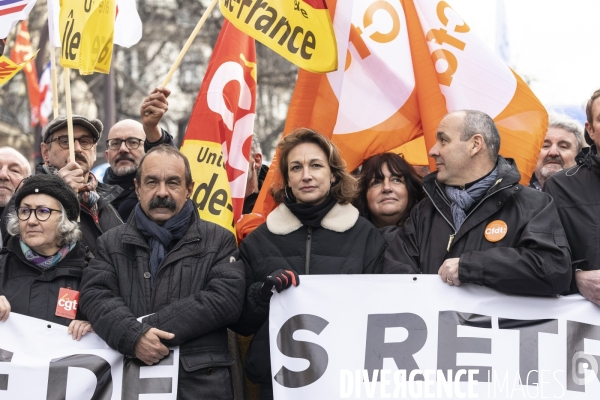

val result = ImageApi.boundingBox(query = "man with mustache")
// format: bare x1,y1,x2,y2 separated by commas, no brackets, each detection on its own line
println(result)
384,110,571,296
1,115,123,256
0,147,31,248
530,113,585,190
544,89,600,303
80,145,245,399
104,87,175,221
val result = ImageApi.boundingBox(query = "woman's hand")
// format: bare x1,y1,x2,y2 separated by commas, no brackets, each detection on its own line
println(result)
68,320,94,341
0,296,10,322
259,270,300,301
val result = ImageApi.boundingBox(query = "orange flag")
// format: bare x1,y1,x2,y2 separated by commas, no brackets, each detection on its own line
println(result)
403,0,547,180
239,0,547,239
181,20,256,237
11,21,40,126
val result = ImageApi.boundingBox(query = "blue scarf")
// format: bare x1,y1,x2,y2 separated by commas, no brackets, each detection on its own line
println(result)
134,200,195,288
444,167,498,231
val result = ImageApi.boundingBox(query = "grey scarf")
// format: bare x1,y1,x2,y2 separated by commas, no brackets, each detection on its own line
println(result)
444,167,498,231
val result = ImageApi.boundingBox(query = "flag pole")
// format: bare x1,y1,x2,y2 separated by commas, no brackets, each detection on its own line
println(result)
49,45,59,119
160,0,218,87
63,67,75,163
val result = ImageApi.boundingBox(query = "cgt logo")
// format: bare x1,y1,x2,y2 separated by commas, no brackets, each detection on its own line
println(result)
57,296,78,312
55,288,80,319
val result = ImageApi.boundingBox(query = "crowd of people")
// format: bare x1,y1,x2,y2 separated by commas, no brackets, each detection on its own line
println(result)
0,86,598,400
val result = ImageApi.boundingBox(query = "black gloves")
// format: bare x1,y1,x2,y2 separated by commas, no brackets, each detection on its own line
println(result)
259,269,300,301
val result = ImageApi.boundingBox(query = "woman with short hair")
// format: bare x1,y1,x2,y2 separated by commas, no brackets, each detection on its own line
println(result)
233,128,386,399
354,153,424,242
0,174,93,340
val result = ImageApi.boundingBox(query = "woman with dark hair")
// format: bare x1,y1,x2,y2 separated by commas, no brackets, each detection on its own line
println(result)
355,153,424,241
233,128,386,399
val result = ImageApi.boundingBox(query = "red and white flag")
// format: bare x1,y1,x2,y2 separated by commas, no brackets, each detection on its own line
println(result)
180,20,256,236
0,0,37,39
38,61,52,127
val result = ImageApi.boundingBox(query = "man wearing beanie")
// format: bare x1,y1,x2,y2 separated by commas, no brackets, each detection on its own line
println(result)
1,114,123,256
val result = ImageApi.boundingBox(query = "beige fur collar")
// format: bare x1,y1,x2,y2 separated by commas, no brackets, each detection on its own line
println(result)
266,202,359,235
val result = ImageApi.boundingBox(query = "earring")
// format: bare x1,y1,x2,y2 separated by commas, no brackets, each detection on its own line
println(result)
284,185,292,200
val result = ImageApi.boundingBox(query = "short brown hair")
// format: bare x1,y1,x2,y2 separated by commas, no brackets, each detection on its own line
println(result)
272,128,358,204
586,89,600,125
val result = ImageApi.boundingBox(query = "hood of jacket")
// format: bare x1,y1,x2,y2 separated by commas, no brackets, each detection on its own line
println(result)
266,202,360,235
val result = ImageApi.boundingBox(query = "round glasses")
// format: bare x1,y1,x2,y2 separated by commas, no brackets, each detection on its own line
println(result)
106,138,144,150
47,135,96,150
17,207,62,221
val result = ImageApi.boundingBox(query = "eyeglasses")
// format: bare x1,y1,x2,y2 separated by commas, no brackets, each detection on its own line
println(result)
47,135,96,150
16,207,62,221
106,138,145,150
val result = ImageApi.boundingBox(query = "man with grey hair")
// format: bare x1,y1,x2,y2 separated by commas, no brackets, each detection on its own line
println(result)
384,110,571,296
0,146,31,248
530,113,585,190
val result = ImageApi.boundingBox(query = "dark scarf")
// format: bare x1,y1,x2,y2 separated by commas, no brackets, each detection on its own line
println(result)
134,200,195,288
43,162,100,219
444,166,498,231
284,195,337,228
104,167,136,188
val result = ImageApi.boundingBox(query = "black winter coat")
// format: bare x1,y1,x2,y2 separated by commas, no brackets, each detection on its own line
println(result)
79,209,245,400
0,236,92,326
1,164,123,256
543,147,600,293
384,157,572,296
231,202,386,398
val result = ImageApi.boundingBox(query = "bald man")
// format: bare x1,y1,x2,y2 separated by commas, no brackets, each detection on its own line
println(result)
104,88,175,221
0,146,31,247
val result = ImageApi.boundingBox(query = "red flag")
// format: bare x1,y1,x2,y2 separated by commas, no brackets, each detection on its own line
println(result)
180,20,256,236
11,20,40,126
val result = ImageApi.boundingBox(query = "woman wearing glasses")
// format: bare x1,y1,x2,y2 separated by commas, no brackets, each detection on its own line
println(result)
0,174,93,340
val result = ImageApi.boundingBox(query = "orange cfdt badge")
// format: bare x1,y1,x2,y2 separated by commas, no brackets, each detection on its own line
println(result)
484,220,508,243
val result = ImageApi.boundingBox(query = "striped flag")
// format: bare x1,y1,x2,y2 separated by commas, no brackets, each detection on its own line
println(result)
0,0,37,39
39,62,52,127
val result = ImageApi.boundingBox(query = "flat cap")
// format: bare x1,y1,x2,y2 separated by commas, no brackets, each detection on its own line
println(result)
42,115,103,144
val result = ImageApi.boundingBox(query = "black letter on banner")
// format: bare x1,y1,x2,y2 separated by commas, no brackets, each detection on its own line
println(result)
566,320,600,392
122,350,174,399
46,354,112,400
437,311,491,382
273,314,329,388
498,318,558,385
364,313,427,381
0,348,14,391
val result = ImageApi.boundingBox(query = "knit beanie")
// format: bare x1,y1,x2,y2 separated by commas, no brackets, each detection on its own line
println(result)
14,175,80,221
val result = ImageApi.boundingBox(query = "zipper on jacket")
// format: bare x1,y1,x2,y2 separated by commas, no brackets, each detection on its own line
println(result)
425,182,513,252
305,227,312,275
446,234,455,251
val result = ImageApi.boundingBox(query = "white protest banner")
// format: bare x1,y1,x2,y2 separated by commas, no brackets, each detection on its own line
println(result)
269,275,600,399
0,313,179,399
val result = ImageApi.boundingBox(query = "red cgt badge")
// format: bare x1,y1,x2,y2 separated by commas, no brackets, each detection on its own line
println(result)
55,288,80,319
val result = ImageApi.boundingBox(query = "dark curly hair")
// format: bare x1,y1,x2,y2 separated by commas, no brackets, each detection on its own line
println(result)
354,153,424,226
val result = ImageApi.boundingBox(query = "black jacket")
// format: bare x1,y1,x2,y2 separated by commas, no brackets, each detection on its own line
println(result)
543,146,600,293
79,208,245,399
0,236,92,326
1,164,123,256
231,202,386,397
104,128,175,221
384,157,572,296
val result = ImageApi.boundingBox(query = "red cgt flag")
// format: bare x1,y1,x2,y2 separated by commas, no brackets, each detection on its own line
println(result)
180,20,257,237
11,20,40,126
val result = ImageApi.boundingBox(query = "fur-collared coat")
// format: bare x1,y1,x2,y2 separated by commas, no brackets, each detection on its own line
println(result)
232,202,386,398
